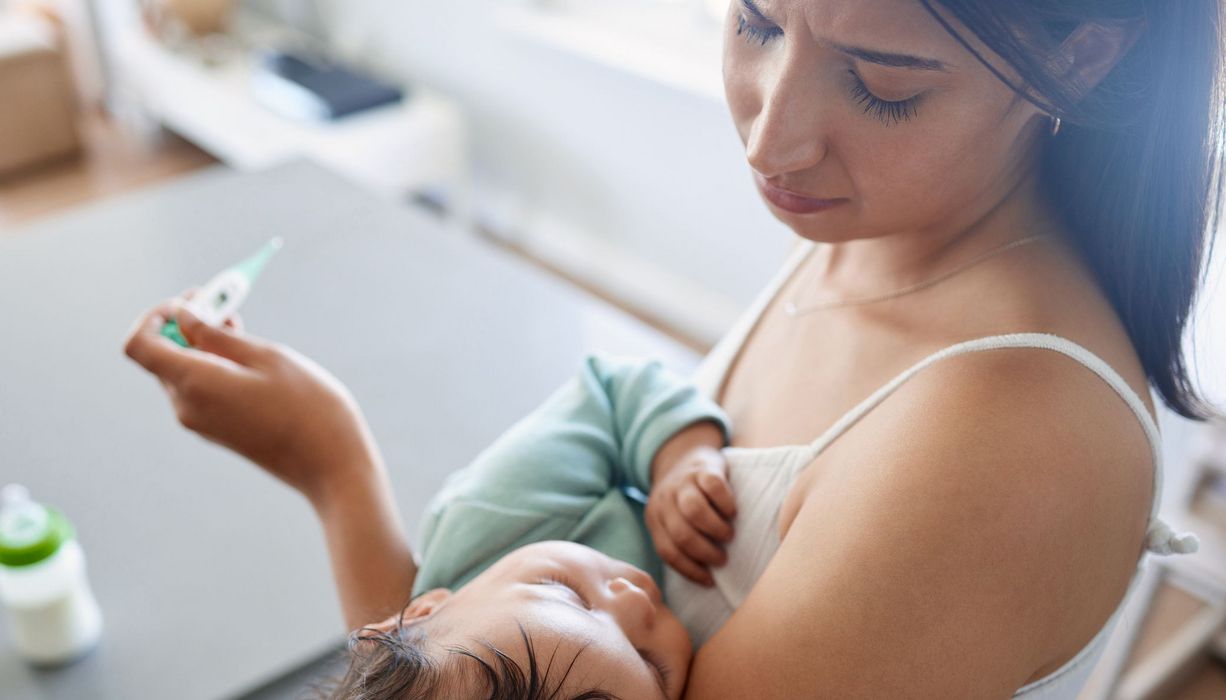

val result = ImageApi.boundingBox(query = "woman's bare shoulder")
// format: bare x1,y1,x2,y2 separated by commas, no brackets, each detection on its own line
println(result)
682,346,1153,699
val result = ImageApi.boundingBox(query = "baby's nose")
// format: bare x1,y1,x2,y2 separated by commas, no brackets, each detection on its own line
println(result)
606,576,657,634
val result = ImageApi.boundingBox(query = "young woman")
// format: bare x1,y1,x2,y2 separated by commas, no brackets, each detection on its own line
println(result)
124,1,1223,697
654,2,1220,697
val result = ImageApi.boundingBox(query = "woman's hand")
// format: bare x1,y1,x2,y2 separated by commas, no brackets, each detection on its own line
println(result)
646,422,737,586
122,293,380,506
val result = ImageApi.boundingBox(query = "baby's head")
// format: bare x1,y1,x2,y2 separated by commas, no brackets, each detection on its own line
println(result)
323,541,692,699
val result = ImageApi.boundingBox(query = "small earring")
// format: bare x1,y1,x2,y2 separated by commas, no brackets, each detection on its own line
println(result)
1050,115,1062,136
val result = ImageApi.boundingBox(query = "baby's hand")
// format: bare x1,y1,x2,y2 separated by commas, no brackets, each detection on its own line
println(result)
645,444,736,587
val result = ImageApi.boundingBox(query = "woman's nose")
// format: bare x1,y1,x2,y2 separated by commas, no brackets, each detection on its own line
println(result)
745,56,830,178
606,576,657,636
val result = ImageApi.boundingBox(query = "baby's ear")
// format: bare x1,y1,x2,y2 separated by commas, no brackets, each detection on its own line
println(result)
403,588,453,622
356,588,454,640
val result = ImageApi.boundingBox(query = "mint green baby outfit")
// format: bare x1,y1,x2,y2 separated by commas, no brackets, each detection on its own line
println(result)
411,353,731,596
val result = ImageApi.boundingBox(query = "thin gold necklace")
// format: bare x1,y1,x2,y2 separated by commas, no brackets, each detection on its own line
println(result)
783,233,1052,317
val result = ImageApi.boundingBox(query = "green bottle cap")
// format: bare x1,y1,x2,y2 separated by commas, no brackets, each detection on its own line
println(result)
0,485,74,567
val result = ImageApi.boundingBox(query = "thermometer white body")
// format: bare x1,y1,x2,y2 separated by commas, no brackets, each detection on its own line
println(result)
160,237,282,348
186,269,251,327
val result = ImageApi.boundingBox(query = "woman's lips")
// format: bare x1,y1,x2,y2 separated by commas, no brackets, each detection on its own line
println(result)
755,173,847,214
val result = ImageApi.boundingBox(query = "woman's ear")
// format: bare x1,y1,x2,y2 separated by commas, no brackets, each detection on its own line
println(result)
402,588,452,622
1057,18,1147,98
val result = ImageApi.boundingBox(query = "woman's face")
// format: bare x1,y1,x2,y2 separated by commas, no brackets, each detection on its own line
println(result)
724,0,1049,244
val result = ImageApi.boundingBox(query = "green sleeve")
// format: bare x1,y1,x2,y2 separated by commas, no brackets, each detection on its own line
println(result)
582,353,732,494
412,353,731,594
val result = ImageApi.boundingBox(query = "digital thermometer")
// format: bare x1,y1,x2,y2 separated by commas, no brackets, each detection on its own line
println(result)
161,237,283,348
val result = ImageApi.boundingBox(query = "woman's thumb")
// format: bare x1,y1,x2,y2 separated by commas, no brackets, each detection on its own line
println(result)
177,306,263,366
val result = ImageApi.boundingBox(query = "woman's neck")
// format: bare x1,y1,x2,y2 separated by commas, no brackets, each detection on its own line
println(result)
816,168,1066,299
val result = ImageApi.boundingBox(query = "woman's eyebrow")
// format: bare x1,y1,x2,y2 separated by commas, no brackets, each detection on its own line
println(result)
740,0,951,72
831,43,950,72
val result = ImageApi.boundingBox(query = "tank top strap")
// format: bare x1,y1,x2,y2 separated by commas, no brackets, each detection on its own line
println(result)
796,332,1199,557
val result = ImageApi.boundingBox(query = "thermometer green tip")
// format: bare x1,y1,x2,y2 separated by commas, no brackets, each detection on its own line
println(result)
233,237,284,283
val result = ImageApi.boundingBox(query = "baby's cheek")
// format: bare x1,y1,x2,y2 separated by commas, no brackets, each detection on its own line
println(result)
660,609,696,684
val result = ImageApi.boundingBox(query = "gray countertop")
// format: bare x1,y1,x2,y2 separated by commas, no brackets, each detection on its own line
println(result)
0,161,702,699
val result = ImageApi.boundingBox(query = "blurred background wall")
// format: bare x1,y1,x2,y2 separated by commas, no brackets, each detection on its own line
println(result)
243,0,798,345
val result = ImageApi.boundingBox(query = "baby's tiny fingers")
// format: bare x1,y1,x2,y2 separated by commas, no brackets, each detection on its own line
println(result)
664,510,727,567
697,469,737,519
656,537,714,587
678,484,734,542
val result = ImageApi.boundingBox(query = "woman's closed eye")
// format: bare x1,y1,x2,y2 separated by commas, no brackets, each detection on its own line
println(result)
735,9,782,46
845,70,923,125
733,1,925,126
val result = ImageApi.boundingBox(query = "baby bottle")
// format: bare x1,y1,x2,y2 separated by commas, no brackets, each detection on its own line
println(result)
0,484,103,665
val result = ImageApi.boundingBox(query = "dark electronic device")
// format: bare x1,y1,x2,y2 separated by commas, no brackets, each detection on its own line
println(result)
251,49,406,121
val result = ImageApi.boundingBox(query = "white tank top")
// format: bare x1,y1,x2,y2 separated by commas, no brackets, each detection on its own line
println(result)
666,241,1201,698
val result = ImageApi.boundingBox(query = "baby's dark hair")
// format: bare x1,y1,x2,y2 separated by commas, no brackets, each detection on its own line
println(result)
314,604,620,700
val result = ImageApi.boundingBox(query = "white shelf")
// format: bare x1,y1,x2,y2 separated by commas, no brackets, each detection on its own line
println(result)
103,16,469,203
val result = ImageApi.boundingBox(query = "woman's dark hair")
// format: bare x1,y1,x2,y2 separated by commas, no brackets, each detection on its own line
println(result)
919,0,1225,420
312,611,619,700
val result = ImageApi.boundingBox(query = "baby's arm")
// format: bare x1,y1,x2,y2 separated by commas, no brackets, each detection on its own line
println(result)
448,353,730,499
583,353,732,493
413,353,731,593
599,357,740,585
644,420,737,585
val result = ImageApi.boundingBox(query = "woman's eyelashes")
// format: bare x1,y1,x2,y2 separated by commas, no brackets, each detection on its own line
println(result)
846,71,922,125
734,14,922,126
735,13,782,46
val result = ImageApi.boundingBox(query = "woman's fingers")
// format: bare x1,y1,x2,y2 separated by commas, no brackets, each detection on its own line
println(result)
165,360,250,434
181,287,245,335
181,288,246,335
176,306,267,368
678,483,734,542
123,299,193,383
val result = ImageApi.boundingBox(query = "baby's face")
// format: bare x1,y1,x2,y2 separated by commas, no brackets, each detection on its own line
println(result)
371,541,692,698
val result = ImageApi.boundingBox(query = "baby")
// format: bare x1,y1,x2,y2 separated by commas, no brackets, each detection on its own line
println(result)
323,354,736,700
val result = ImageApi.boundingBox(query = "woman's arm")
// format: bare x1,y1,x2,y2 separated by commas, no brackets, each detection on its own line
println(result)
681,351,1152,698
309,450,418,631
124,298,418,630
